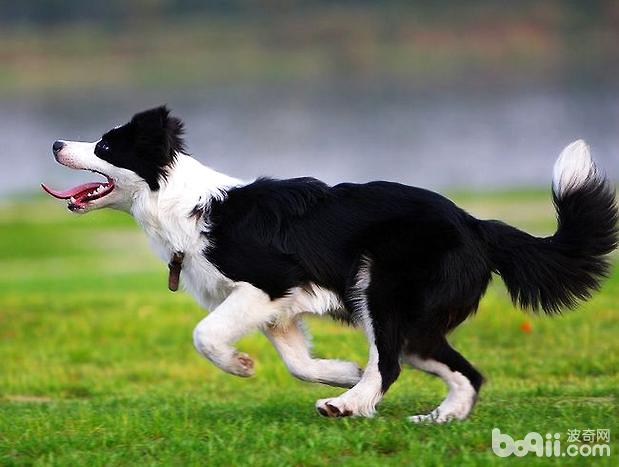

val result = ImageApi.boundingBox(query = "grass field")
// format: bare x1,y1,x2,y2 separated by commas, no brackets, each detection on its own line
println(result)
0,191,617,466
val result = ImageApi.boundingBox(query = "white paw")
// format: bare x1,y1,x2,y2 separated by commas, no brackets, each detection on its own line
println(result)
409,408,457,424
409,396,474,423
315,397,355,417
228,351,255,377
409,410,442,424
410,370,477,423
315,396,376,418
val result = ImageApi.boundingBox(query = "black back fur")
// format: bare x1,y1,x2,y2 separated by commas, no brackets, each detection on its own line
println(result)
207,179,490,333
203,172,616,392
205,172,617,342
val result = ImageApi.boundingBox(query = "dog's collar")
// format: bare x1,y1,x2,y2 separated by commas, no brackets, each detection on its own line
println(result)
168,251,185,292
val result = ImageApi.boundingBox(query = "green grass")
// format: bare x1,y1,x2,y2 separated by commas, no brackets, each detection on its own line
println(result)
0,193,617,466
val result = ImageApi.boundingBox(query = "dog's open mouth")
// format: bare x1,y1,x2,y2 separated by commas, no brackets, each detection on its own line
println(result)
41,171,115,211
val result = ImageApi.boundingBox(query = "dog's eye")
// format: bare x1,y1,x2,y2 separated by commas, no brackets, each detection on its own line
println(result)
96,142,110,155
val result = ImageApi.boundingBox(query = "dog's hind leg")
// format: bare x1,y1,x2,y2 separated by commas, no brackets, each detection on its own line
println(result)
193,282,281,377
403,339,483,423
315,258,403,417
265,317,363,388
314,304,402,417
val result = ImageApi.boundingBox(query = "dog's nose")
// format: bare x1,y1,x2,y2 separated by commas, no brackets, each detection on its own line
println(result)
52,140,65,155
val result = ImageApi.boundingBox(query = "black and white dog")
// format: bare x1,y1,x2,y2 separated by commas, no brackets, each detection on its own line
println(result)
43,106,617,422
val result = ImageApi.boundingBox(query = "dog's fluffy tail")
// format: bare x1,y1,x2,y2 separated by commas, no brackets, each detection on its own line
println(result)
481,140,618,314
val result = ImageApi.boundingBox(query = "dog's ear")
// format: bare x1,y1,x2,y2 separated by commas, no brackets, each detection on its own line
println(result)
131,105,186,159
129,106,186,190
164,109,186,156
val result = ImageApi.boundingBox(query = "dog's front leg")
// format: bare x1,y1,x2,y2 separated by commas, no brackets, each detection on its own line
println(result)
192,282,278,377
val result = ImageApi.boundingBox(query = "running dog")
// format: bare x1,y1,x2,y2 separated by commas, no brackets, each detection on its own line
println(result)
43,106,617,422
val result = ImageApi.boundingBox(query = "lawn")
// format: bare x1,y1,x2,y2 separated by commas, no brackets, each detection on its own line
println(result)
0,191,617,466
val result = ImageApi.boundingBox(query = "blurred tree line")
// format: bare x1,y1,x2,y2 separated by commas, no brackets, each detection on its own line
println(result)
0,0,617,93
1,0,615,27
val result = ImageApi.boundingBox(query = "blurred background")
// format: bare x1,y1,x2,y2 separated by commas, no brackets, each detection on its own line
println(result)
1,0,618,196
2,3,619,463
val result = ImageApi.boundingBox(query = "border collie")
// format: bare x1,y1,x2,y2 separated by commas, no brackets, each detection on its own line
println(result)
43,106,617,422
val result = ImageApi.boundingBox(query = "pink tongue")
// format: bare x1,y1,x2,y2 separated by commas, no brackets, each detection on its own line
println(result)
41,182,103,200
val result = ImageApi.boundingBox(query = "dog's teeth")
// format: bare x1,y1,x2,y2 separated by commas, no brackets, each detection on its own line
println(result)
70,197,76,203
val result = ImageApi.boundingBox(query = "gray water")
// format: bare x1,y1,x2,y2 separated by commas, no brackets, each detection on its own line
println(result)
2,83,618,197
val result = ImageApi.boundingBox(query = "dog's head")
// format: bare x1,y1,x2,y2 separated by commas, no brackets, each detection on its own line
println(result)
42,106,185,213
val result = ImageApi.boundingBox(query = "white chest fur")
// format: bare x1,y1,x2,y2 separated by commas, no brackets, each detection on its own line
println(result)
130,155,241,309
128,155,347,319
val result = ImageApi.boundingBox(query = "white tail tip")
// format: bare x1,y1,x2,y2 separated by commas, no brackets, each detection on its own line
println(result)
552,139,595,197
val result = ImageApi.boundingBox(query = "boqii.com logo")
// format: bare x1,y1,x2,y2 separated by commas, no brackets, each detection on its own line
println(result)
492,428,611,458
